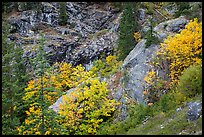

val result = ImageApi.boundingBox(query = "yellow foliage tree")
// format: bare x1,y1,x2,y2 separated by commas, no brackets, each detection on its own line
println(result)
18,56,120,135
90,55,122,77
143,18,202,104
58,78,119,135
157,18,202,85
18,62,95,135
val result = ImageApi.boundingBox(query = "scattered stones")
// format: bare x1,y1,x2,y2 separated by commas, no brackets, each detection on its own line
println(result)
187,101,202,121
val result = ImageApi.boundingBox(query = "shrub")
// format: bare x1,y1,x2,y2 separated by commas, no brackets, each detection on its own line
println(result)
174,2,190,17
97,103,154,135
58,78,119,135
158,92,177,113
157,18,202,85
90,55,122,78
177,64,202,98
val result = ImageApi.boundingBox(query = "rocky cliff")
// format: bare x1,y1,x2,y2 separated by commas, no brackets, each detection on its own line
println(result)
7,2,121,71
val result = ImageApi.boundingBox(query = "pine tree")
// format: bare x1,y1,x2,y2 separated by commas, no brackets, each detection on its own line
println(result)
17,33,63,135
59,2,68,26
144,17,160,48
117,2,140,61
2,22,29,135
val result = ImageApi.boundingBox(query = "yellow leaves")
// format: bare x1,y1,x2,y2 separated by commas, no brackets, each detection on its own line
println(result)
106,55,117,66
91,55,121,77
45,130,51,135
25,80,35,91
22,54,121,135
22,90,37,101
25,119,29,125
148,71,156,77
57,78,118,135
35,131,41,135
144,70,156,84
25,110,31,116
134,31,141,42
59,62,72,71
16,127,22,134
78,108,83,114
156,18,202,85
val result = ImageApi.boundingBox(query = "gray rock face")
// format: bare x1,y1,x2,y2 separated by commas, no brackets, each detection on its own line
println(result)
163,3,177,16
154,16,189,41
66,31,117,66
187,101,202,121
49,88,76,113
138,9,146,21
7,2,121,71
122,39,160,103
120,16,189,104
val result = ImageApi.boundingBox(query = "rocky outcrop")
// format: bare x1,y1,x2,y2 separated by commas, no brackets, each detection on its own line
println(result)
7,2,121,71
118,16,189,104
154,16,189,41
187,101,202,121
122,39,160,103
49,88,77,113
65,30,118,67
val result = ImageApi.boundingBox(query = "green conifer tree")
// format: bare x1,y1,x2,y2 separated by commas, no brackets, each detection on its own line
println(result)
18,33,64,135
144,17,160,48
59,2,68,26
2,22,29,135
117,2,140,61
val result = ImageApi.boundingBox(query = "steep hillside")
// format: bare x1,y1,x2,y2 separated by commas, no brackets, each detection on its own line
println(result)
2,2,202,135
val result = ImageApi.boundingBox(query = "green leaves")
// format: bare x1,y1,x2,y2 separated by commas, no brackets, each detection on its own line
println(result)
177,64,202,98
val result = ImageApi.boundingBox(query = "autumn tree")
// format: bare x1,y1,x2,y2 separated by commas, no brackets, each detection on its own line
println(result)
143,18,202,104
17,34,63,135
157,18,202,85
18,54,120,134
58,78,119,135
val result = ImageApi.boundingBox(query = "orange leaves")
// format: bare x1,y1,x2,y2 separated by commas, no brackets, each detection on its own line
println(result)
143,90,148,95
147,102,153,106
